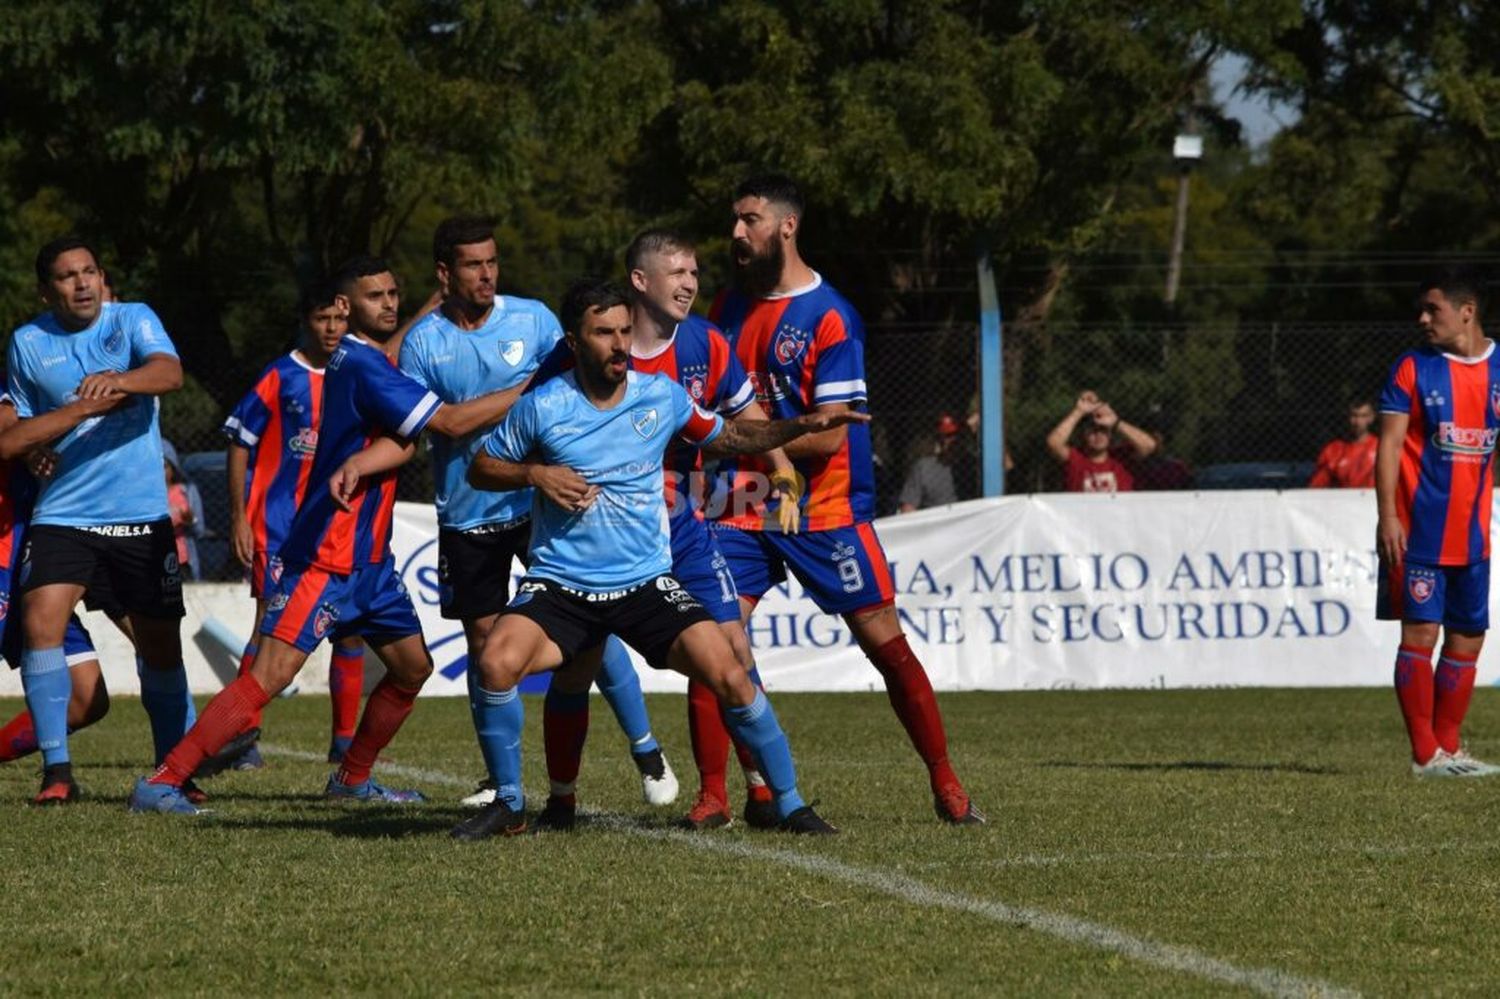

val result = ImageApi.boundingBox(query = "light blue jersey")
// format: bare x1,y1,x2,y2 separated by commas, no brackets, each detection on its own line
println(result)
6,301,178,527
398,297,563,530
483,370,724,592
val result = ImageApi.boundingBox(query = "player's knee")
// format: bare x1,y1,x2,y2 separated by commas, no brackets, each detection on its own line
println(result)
723,625,754,669
1404,621,1442,646
476,646,526,691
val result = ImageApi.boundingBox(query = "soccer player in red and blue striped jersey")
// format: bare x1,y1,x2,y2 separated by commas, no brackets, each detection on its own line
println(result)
709,175,983,824
131,257,533,814
1377,268,1500,777
222,283,366,766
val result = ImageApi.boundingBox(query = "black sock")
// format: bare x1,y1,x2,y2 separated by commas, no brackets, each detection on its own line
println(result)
632,747,665,779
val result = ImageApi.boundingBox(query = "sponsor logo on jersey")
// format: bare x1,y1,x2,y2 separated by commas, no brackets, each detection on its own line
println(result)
269,555,284,584
508,579,548,608
103,322,126,355
1407,568,1436,604
500,340,525,366
81,524,153,537
830,540,858,563
328,348,347,370
1424,389,1446,409
267,591,289,612
655,575,680,591
288,427,318,455
631,408,660,439
1432,422,1499,456
773,323,810,364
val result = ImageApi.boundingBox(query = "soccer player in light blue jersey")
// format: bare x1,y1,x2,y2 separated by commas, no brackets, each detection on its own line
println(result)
449,279,865,839
400,217,679,810
5,237,196,803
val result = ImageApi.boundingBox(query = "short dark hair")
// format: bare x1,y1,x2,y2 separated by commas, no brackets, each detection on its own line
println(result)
433,216,496,270
35,236,99,284
734,173,805,217
560,278,631,337
1347,398,1376,412
297,280,339,317
1420,266,1488,318
625,228,695,274
332,255,391,294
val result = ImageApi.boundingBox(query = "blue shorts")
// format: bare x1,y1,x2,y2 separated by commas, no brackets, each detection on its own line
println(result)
712,522,896,615
261,557,422,653
1376,557,1489,632
669,513,741,625
0,564,97,669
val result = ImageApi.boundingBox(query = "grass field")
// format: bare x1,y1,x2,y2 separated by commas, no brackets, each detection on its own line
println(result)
1,687,1496,996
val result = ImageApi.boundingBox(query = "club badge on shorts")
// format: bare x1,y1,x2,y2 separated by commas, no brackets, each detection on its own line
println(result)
1408,567,1436,604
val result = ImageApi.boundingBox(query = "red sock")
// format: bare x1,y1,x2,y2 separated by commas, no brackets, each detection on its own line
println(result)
1434,647,1478,755
328,647,364,739
543,690,590,793
238,643,263,728
1394,644,1438,763
867,634,961,794
151,674,270,786
335,677,420,786
0,711,38,762
687,679,731,803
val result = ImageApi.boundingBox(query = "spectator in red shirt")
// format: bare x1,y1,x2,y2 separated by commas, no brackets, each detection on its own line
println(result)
1309,399,1377,488
1046,390,1157,493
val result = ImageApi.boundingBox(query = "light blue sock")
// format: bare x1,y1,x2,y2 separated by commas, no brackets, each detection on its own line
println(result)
137,658,195,767
594,636,658,755
22,646,70,766
724,689,804,819
471,682,525,811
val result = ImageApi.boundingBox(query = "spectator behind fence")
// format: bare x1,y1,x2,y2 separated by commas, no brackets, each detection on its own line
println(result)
899,413,968,512
1132,424,1194,490
1046,390,1156,493
1309,398,1377,488
161,439,206,580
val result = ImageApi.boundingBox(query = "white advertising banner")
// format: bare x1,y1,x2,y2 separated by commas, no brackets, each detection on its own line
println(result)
1,490,1483,697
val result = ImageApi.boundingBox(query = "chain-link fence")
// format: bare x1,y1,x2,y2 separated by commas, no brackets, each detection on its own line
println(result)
161,315,1424,582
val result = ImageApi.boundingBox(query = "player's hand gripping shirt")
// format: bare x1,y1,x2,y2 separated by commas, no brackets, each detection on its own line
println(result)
533,315,754,524
482,370,723,592
398,298,562,530
710,273,873,530
1379,342,1500,565
276,336,440,574
221,352,325,558
5,301,176,527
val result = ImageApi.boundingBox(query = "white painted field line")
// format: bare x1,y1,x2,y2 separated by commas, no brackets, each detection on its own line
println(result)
912,839,1491,871
261,743,1359,998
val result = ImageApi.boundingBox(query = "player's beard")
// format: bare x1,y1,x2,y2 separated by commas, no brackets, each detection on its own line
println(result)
732,238,784,299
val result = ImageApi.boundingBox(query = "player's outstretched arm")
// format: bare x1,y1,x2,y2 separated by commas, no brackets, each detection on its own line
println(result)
77,353,183,399
1375,411,1408,564
468,453,598,512
730,404,801,533
0,393,127,460
329,435,418,511
703,408,870,459
425,380,533,439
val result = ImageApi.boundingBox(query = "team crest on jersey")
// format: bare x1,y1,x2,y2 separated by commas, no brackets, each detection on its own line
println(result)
631,408,660,439
269,556,284,584
313,603,337,638
1407,568,1436,604
500,340,525,366
103,322,126,355
288,427,318,455
686,375,706,401
774,324,811,365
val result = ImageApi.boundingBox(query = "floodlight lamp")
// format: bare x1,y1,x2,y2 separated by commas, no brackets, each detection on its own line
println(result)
1173,134,1204,162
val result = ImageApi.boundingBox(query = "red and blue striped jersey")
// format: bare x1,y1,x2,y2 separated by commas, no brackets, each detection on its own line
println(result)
1379,342,1500,565
710,273,873,530
0,395,35,574
276,336,441,574
222,352,324,559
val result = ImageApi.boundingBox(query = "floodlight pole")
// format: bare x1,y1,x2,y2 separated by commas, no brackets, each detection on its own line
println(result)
977,251,1004,497
1164,132,1203,305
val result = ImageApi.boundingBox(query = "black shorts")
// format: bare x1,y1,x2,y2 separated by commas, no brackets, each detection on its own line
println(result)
81,564,128,620
501,574,712,669
19,520,185,620
437,520,531,621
